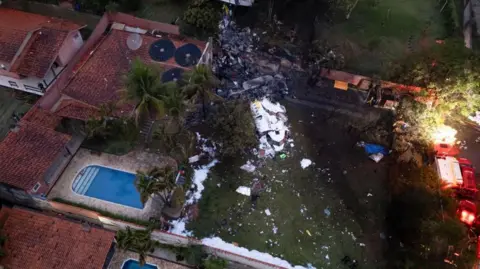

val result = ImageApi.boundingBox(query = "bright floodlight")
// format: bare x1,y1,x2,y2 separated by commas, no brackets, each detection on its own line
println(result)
126,33,143,51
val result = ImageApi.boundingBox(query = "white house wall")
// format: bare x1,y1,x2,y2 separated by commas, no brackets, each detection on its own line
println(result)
0,65,64,95
58,30,84,66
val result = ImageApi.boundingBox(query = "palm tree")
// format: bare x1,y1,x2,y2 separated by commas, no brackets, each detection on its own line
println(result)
115,227,160,266
122,58,166,124
159,81,187,135
183,64,222,118
135,166,177,205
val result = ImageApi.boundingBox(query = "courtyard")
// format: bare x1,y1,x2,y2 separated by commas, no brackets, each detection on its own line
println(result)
0,87,33,140
184,100,392,268
48,148,176,221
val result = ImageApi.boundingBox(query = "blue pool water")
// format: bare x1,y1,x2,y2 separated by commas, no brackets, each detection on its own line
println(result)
72,165,144,209
122,259,158,269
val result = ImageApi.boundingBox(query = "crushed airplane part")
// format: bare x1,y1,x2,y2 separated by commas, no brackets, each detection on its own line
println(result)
250,98,290,158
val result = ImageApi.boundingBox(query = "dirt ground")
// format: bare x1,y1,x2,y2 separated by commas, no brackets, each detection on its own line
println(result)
187,94,393,268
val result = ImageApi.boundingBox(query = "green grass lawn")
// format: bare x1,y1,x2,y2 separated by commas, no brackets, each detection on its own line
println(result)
0,87,33,140
187,103,390,268
136,0,188,24
319,0,447,76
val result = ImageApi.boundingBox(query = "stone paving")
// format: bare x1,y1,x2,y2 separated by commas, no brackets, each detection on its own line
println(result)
48,148,176,221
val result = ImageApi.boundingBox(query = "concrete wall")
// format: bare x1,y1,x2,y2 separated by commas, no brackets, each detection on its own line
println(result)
48,200,292,269
0,70,56,95
58,30,84,66
108,12,180,35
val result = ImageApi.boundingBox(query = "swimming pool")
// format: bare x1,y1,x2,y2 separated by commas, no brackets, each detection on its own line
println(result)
72,165,144,209
122,259,158,269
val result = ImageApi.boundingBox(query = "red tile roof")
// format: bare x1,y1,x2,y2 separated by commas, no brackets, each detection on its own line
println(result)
22,105,63,129
0,207,114,269
0,118,70,192
54,98,100,121
62,29,205,109
0,26,28,64
0,8,83,77
10,28,69,78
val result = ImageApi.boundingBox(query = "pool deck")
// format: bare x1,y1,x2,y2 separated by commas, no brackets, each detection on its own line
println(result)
107,249,190,269
48,148,177,221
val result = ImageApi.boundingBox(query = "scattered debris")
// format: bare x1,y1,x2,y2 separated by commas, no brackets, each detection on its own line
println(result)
187,159,218,204
301,159,312,169
306,230,312,236
236,186,251,196
367,193,373,197
265,209,271,216
240,161,256,172
251,98,291,158
214,18,289,101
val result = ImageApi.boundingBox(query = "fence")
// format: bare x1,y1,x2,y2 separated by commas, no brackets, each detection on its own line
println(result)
48,200,292,269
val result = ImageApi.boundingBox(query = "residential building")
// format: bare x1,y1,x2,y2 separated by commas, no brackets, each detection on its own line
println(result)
0,12,210,206
0,8,85,95
0,206,115,269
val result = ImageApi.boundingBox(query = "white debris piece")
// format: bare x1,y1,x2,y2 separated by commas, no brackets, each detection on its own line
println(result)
236,186,251,196
369,153,384,163
269,129,287,142
187,159,218,204
367,193,373,197
265,209,271,216
325,254,329,260
250,98,290,158
188,155,200,163
169,219,192,236
202,237,314,269
359,243,366,247
273,143,285,152
324,208,331,217
240,161,256,173
301,159,312,169
469,111,480,125
261,98,286,113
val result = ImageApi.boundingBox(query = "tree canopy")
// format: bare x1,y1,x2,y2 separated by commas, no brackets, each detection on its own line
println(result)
208,100,257,157
389,39,480,119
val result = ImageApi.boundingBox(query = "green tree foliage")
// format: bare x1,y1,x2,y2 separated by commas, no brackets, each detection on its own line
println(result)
170,186,186,208
203,256,228,269
395,97,444,144
389,39,480,119
115,226,160,266
76,0,142,14
84,102,139,154
208,101,257,157
183,64,222,118
180,0,220,39
122,59,167,124
135,166,177,205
